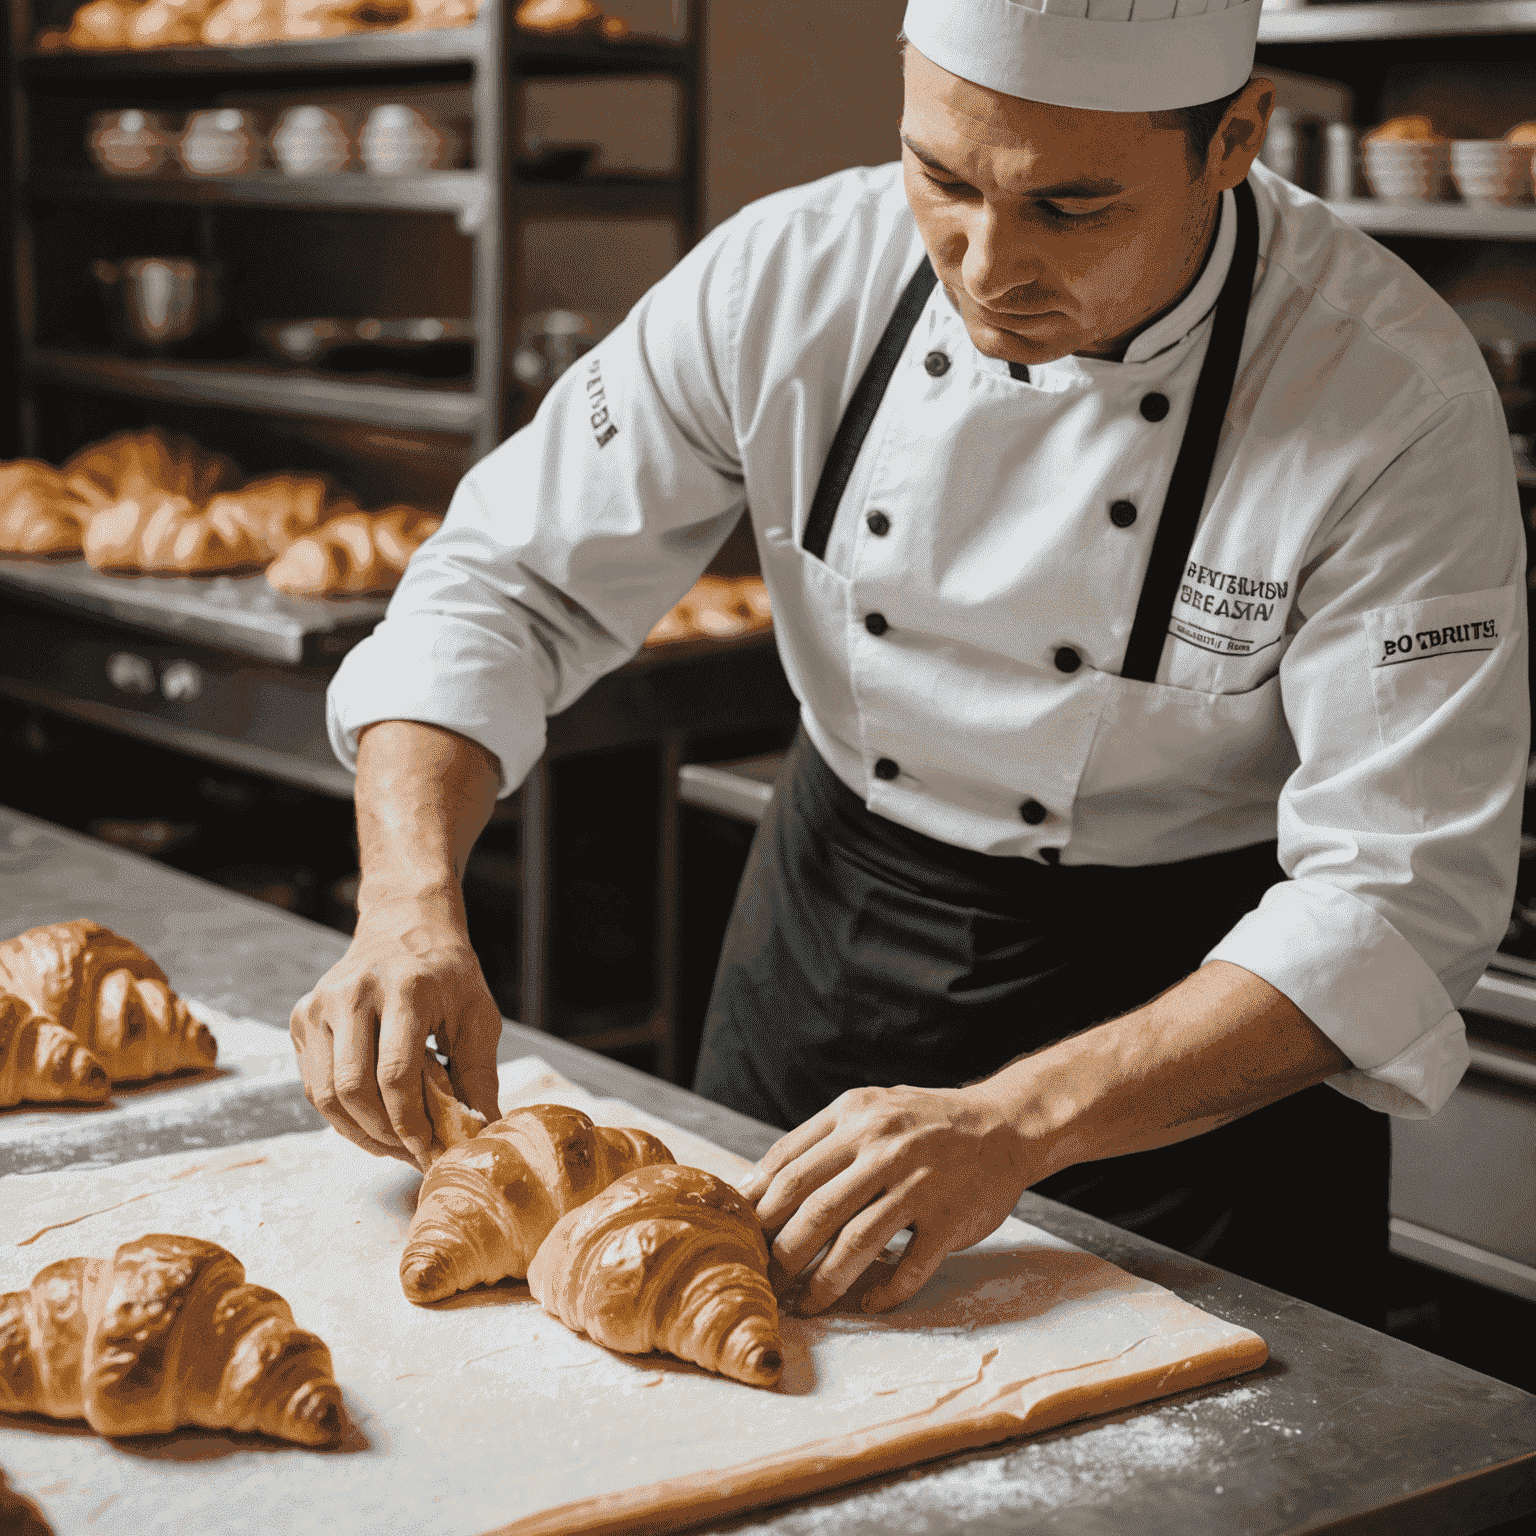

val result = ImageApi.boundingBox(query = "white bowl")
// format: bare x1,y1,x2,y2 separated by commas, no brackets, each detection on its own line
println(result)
1449,140,1532,205
1363,140,1451,201
179,108,259,178
272,105,351,178
87,109,171,177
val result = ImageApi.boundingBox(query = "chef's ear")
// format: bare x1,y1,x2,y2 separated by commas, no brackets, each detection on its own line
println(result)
1211,77,1276,190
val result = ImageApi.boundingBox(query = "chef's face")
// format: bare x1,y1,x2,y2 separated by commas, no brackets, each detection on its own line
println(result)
901,46,1272,363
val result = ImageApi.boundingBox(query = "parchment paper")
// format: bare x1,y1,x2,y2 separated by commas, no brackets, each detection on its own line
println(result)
0,1056,1268,1536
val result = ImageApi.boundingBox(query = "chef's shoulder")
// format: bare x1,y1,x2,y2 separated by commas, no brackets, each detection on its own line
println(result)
1251,163,1497,451
702,162,927,374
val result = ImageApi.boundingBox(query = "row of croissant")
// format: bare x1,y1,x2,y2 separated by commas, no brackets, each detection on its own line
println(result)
0,919,783,1453
0,428,441,597
51,0,477,52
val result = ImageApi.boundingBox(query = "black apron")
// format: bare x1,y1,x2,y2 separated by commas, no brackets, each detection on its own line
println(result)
694,180,1390,1327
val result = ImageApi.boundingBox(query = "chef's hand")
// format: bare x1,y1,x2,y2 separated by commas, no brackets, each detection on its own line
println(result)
738,1082,1031,1317
290,718,505,1170
290,892,503,1169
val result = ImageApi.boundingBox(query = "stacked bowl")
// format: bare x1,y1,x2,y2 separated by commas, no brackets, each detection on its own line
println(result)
1449,140,1534,206
1362,135,1451,203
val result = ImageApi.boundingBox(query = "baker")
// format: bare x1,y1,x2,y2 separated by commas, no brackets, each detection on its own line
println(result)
293,0,1527,1327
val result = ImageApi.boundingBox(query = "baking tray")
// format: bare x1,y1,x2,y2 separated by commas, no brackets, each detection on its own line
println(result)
0,554,388,664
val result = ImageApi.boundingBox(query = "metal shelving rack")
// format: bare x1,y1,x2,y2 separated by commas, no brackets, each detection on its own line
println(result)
7,1,704,461
4,0,710,1061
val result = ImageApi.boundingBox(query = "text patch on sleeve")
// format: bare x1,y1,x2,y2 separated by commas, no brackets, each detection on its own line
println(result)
1364,586,1516,669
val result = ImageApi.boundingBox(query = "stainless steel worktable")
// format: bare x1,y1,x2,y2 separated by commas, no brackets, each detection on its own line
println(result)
2,804,1534,1536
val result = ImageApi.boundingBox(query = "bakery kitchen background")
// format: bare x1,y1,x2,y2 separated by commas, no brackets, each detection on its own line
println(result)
2,2,1536,1535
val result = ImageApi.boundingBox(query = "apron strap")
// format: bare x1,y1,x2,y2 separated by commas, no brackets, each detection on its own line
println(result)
801,256,938,561
1120,177,1261,683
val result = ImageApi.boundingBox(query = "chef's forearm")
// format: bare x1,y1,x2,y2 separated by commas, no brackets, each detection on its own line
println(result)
977,960,1352,1179
353,720,502,919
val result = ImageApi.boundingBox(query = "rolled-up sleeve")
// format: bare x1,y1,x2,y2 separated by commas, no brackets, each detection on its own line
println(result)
1206,388,1529,1116
326,213,750,794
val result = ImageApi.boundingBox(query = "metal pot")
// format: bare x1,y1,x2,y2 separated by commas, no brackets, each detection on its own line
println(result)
92,257,224,352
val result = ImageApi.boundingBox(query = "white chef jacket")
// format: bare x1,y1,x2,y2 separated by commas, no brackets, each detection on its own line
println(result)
329,159,1528,1120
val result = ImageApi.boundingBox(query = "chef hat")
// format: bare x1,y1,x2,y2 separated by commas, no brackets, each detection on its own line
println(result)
902,0,1263,114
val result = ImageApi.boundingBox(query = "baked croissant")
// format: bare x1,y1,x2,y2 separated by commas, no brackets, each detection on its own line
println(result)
399,1104,674,1303
66,0,138,49
0,1234,347,1444
420,1050,487,1168
63,428,239,515
0,461,93,557
202,473,331,560
0,993,109,1108
201,0,286,43
82,492,269,574
527,1162,784,1388
0,1469,53,1536
265,506,442,596
0,920,216,1084
127,0,221,46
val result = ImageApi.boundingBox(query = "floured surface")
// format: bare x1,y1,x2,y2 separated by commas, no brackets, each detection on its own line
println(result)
0,1057,1268,1536
0,1001,297,1150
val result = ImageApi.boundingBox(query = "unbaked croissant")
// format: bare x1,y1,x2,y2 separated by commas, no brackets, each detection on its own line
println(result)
527,1162,784,1388
0,1468,53,1536
0,1234,347,1444
0,920,216,1084
0,992,109,1108
265,506,442,596
0,461,94,557
399,1104,673,1303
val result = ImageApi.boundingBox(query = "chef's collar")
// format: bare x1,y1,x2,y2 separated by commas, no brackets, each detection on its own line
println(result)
1118,183,1236,365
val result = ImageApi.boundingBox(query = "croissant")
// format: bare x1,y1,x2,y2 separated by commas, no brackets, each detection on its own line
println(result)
0,1234,347,1444
82,492,270,574
0,1469,53,1536
201,0,286,43
127,0,221,46
527,1162,783,1388
0,461,94,557
514,0,599,32
265,506,442,596
66,0,138,49
399,1104,674,1303
206,473,332,557
0,920,216,1084
645,575,773,646
63,428,239,514
0,993,109,1108
420,1050,487,1168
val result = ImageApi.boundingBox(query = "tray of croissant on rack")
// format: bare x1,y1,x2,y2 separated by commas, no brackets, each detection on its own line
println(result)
0,428,773,659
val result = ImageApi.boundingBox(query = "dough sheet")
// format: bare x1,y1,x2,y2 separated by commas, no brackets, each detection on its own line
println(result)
0,1055,1268,1536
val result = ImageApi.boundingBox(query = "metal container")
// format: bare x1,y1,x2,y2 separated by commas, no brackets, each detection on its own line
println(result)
91,257,224,352
1323,123,1361,201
